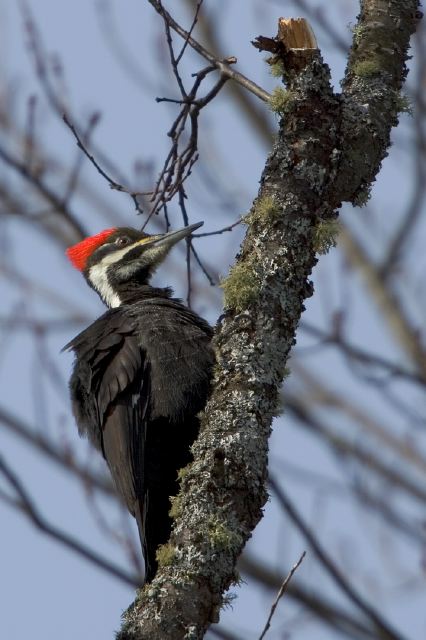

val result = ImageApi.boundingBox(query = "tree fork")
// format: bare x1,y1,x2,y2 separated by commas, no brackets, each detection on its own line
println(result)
119,6,420,639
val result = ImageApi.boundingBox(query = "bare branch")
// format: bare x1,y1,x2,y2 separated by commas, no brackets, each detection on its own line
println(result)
258,551,306,640
147,63,230,220
335,1,423,204
269,477,407,640
193,218,242,238
339,225,426,378
146,0,271,103
62,114,145,216
241,554,379,640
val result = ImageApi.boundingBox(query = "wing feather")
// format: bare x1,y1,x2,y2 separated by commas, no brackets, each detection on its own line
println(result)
66,309,149,555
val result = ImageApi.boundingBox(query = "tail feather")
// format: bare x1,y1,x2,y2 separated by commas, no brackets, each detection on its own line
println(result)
136,414,200,583
134,499,153,582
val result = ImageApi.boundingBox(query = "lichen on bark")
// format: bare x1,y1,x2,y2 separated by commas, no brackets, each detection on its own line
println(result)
119,4,420,639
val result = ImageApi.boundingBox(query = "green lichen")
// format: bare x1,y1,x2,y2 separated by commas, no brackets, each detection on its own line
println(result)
212,361,224,380
177,463,192,482
272,394,285,418
349,23,367,46
169,494,183,520
221,260,260,312
156,542,176,567
221,592,238,609
352,184,371,207
313,220,340,255
395,92,413,115
207,516,241,551
121,598,138,622
353,58,381,78
231,570,243,587
269,86,295,114
269,59,285,78
244,194,281,225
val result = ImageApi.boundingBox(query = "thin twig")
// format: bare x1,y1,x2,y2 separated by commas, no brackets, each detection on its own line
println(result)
177,187,193,306
180,0,274,147
340,226,426,380
146,0,271,103
24,95,37,173
193,218,242,237
258,551,306,640
62,114,144,216
62,113,145,213
241,554,377,639
62,114,123,190
270,477,407,640
190,244,216,286
147,63,228,219
62,112,101,205
175,0,204,64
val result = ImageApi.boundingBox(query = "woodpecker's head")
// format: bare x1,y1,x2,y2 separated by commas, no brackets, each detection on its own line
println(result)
66,222,203,307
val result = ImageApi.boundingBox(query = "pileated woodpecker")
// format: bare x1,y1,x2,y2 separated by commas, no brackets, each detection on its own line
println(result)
63,223,214,581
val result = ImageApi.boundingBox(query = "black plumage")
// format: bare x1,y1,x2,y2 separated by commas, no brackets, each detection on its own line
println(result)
64,224,214,581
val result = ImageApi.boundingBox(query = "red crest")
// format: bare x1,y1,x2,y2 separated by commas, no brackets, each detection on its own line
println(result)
66,228,117,271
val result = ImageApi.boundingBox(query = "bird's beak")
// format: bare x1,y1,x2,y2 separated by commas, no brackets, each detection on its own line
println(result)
138,222,203,249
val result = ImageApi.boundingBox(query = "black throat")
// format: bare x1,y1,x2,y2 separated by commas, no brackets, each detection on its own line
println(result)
109,276,173,306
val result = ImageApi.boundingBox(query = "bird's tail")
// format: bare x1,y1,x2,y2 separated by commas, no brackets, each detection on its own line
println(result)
135,487,173,583
134,499,153,582
136,414,200,583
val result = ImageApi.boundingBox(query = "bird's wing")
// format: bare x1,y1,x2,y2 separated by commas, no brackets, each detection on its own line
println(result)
65,310,150,525
95,333,149,523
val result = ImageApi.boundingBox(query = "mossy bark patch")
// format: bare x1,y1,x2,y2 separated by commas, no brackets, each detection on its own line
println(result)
156,543,176,567
269,87,295,114
221,261,260,312
312,220,340,254
244,194,281,225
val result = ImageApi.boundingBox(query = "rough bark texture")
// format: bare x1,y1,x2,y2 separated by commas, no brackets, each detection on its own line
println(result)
335,0,421,205
119,3,420,638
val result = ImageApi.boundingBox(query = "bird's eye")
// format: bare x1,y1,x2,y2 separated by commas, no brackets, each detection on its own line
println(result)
115,236,129,247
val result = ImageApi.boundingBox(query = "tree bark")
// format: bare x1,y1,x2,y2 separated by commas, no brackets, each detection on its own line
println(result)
119,2,420,638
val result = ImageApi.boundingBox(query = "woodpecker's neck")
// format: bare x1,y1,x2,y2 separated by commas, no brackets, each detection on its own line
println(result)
88,267,172,308
87,263,123,308
113,281,173,307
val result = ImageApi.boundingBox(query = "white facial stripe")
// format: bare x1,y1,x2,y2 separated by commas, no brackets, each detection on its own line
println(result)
88,263,122,308
87,243,138,308
87,240,168,308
